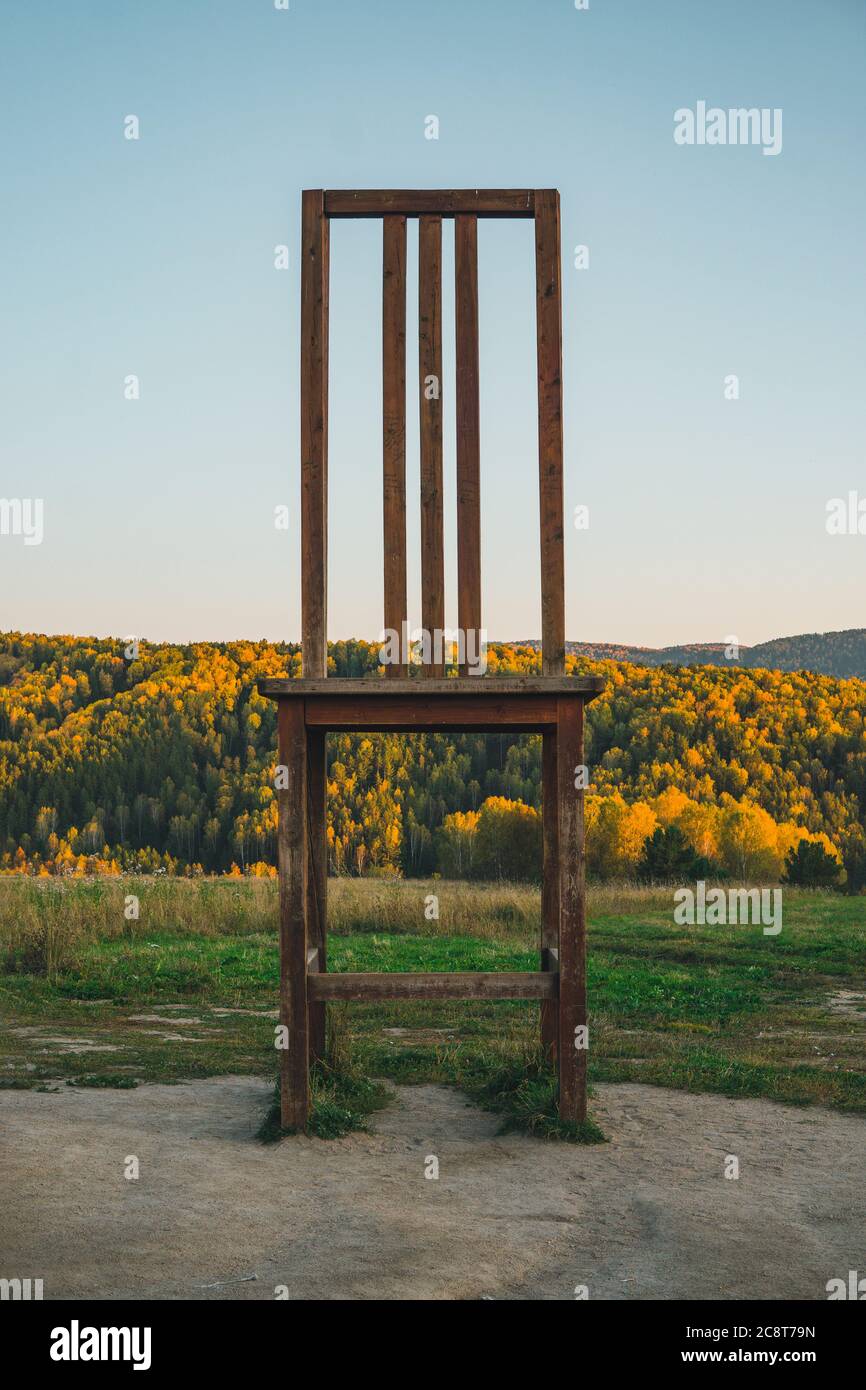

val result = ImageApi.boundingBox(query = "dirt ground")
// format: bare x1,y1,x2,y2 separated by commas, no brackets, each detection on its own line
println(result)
1,1076,863,1300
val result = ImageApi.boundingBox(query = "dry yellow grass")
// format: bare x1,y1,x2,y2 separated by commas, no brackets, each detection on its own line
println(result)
0,874,686,978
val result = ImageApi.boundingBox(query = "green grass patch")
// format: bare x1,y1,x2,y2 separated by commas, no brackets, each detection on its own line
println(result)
2,880,865,1123
66,1072,139,1089
258,1021,391,1144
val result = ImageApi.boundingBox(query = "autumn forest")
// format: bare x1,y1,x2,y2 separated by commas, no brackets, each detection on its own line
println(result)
1,631,865,888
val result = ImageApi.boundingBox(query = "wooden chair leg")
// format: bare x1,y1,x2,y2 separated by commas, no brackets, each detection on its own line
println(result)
278,699,309,1129
306,727,327,1064
541,729,559,1060
555,697,587,1124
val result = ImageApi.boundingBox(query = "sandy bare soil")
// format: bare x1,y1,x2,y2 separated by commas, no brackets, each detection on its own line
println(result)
1,1077,863,1300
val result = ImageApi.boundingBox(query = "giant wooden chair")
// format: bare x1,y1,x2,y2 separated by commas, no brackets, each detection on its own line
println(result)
259,190,603,1129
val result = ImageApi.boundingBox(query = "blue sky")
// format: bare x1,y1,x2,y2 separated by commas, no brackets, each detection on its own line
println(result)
1,0,864,648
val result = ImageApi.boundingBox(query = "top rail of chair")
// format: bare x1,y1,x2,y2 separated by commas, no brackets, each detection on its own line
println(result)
321,189,542,218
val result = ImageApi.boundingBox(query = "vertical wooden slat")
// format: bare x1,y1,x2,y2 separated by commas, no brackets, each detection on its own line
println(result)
455,215,481,675
383,215,408,676
535,190,565,677
301,190,330,679
541,728,559,1059
556,696,587,1124
306,727,327,1064
322,196,330,622
278,699,309,1130
418,215,444,676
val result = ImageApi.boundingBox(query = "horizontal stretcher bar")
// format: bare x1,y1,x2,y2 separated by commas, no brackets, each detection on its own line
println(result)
323,189,538,218
307,971,558,1002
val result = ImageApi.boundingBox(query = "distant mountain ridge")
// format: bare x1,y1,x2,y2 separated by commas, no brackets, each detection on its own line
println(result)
512,629,866,681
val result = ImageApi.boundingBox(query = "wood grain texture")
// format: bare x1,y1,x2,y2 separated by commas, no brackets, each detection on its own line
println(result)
541,728,560,1060
258,677,604,697
303,692,561,733
325,189,536,218
301,694,562,732
418,214,445,676
455,215,481,673
534,189,565,677
300,190,329,679
383,215,408,677
305,728,327,1064
278,699,309,1130
309,971,557,1001
555,696,586,1124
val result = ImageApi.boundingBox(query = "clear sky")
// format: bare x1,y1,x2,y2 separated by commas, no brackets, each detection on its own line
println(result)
1,0,864,649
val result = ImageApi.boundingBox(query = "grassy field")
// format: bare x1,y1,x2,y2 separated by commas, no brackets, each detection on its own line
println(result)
1,876,865,1135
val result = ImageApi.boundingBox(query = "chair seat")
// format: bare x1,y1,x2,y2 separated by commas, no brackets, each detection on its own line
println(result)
257,675,603,732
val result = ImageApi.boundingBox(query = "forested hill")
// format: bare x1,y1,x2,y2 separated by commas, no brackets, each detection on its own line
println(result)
531,629,866,680
1,631,865,883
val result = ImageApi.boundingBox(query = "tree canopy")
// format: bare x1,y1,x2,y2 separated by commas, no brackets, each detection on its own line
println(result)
0,633,862,885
